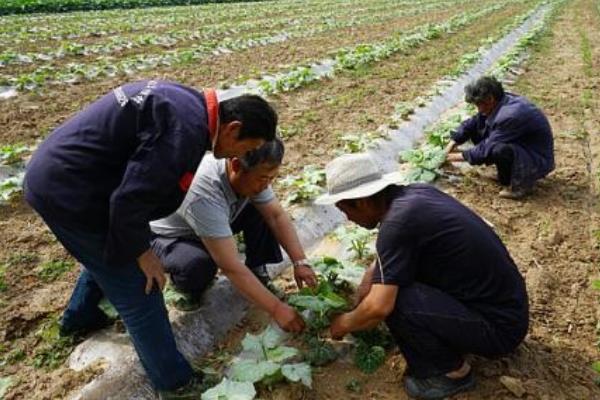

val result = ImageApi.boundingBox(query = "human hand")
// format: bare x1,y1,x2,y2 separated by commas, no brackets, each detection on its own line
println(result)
293,264,317,289
330,314,349,340
137,249,166,294
446,152,464,163
272,302,305,333
444,140,456,155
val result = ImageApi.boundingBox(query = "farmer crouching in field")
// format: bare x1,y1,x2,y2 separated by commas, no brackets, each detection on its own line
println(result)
150,137,317,310
445,76,554,199
23,80,284,398
319,154,529,400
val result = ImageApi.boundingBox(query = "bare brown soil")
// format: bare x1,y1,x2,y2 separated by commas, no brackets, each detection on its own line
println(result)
0,3,483,146
0,1,429,75
1,0,599,398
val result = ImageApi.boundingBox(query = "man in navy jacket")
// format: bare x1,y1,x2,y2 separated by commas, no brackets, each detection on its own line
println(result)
446,76,554,199
24,80,299,397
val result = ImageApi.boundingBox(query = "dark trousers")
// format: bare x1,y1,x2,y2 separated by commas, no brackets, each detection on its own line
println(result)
43,219,193,390
150,204,283,296
486,143,515,186
385,283,527,379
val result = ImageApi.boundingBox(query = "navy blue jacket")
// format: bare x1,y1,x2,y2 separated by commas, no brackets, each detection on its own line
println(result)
451,93,554,187
25,80,211,264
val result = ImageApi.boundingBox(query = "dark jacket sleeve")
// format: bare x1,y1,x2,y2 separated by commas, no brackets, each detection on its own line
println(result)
451,115,479,145
463,116,525,165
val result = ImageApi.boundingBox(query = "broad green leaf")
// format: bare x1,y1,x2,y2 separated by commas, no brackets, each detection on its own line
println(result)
241,334,263,357
201,378,256,400
260,324,287,349
266,346,298,363
281,363,312,388
321,291,348,309
593,361,600,374
228,360,280,383
592,280,600,291
288,295,331,313
419,169,437,183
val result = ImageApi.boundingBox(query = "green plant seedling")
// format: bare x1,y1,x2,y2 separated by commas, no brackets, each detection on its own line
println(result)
279,166,325,205
0,144,29,165
227,324,311,388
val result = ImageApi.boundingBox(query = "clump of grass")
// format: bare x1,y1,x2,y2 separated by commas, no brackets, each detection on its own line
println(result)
32,317,74,370
38,260,75,282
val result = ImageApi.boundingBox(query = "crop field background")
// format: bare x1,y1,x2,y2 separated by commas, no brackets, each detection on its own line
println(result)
0,0,599,399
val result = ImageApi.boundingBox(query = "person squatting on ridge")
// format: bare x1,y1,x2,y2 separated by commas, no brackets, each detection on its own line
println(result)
446,76,554,199
319,153,529,400
149,137,317,320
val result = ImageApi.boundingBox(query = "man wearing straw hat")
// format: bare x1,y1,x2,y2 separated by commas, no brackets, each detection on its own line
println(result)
318,153,529,400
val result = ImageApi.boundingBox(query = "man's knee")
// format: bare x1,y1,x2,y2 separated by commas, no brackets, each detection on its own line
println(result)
170,251,217,294
385,283,431,327
489,143,514,163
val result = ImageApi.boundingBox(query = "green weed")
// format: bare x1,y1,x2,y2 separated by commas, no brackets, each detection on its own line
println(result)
38,260,75,282
32,317,74,370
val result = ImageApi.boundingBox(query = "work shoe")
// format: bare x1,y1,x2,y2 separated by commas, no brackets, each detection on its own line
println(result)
404,371,475,400
498,186,532,200
158,372,205,400
59,314,116,340
252,264,271,286
252,264,285,298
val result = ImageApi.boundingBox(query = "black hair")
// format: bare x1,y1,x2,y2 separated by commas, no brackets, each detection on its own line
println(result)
219,95,277,141
464,76,505,104
239,136,284,170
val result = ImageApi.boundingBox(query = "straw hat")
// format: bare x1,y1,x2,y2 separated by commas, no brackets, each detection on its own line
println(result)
315,153,404,205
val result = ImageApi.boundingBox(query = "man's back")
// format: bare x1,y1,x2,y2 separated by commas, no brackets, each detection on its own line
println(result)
375,184,528,332
25,80,209,231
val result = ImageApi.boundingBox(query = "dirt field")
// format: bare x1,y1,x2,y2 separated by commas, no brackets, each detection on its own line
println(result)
0,0,599,398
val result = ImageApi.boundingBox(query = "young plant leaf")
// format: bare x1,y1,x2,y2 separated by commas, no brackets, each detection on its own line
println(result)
281,363,312,388
354,344,386,374
228,360,280,383
266,346,299,363
201,378,256,400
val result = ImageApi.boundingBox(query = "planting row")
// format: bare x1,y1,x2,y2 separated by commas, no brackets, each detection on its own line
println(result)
0,0,266,16
237,0,534,96
0,0,463,72
0,0,416,42
0,0,522,93
277,0,557,206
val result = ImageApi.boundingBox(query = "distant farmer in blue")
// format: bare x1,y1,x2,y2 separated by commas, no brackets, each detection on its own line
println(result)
446,76,554,199
150,137,317,309
320,154,529,400
23,80,284,398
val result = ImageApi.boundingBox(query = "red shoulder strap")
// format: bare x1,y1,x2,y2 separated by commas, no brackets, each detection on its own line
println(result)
203,88,219,142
